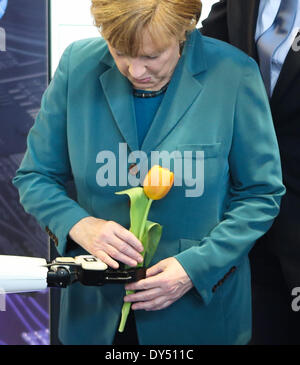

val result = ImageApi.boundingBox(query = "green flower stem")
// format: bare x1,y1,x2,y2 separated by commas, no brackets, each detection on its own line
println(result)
118,197,153,333
138,198,153,242
118,290,134,333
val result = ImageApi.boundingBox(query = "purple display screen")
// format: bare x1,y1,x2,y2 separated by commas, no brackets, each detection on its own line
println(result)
0,0,49,345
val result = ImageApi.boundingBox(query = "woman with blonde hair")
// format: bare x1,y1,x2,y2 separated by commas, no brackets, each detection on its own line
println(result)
13,0,284,344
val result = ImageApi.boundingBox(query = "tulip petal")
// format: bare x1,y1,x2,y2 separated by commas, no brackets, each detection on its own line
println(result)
143,165,174,200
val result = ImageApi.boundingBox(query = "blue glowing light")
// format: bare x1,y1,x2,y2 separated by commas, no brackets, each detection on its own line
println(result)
0,0,8,19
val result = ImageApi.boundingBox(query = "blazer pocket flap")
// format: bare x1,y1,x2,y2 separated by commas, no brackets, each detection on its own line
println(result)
176,143,222,159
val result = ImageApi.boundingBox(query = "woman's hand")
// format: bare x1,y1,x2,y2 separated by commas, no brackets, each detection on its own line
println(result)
124,257,193,311
69,216,144,269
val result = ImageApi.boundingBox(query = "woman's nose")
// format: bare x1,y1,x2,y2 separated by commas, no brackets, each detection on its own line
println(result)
128,59,146,79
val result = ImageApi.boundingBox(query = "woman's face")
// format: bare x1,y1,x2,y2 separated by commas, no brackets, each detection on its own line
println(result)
108,31,181,91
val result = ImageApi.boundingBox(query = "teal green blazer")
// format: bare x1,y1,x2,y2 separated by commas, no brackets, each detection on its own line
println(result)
13,30,285,345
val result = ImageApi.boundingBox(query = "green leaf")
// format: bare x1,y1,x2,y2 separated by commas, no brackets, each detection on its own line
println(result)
115,188,163,333
142,221,162,267
115,187,148,238
117,220,162,333
115,188,162,267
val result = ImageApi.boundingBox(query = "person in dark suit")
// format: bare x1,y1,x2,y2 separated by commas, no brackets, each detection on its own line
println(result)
201,0,300,345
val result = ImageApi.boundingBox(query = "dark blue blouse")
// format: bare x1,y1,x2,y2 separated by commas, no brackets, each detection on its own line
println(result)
133,90,165,148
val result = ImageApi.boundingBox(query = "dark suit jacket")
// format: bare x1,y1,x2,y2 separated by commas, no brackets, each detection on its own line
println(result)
201,0,300,287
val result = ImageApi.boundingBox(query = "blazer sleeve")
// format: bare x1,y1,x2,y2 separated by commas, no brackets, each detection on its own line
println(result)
200,0,229,42
13,43,91,256
174,56,285,306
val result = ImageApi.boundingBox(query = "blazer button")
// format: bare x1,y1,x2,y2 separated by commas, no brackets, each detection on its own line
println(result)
51,236,58,246
129,163,139,176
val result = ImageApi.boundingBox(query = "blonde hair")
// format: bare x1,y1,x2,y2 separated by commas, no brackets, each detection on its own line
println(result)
91,0,202,56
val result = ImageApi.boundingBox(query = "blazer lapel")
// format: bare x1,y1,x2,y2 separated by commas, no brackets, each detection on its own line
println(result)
271,31,300,103
99,64,139,153
141,31,207,154
228,0,260,60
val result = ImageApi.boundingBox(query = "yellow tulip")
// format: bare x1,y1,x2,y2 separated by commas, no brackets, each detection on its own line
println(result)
117,165,174,333
143,165,174,200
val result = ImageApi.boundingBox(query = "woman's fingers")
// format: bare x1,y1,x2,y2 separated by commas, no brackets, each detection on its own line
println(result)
69,217,144,268
109,232,144,263
124,258,194,310
124,287,161,302
94,249,120,269
95,222,144,266
97,240,143,267
113,223,144,252
145,261,164,277
124,288,172,311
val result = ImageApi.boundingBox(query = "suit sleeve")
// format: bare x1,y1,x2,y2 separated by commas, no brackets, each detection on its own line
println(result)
13,43,91,256
174,57,285,306
200,0,229,42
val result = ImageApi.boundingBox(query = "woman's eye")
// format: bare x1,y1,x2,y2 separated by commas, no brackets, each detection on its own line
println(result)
146,55,158,60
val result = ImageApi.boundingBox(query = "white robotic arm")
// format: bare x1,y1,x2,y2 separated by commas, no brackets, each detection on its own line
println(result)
0,255,146,294
0,255,48,294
